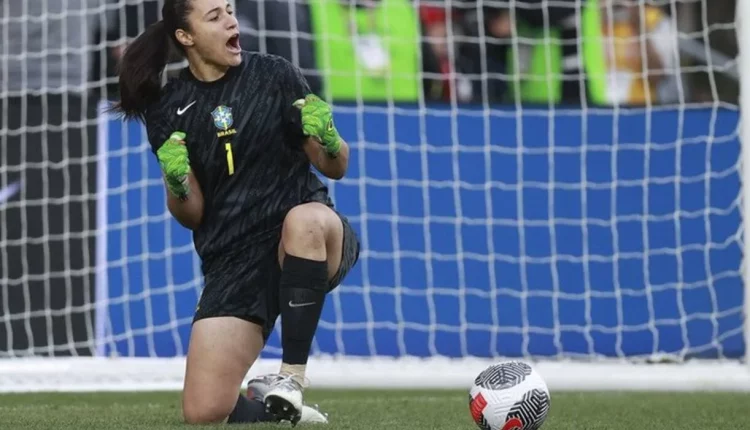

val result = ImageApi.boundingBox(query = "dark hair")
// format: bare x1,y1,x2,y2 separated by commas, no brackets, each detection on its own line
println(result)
110,0,193,121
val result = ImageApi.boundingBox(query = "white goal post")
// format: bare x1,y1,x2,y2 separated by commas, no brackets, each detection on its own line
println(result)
1,0,749,393
739,0,750,370
1,356,749,393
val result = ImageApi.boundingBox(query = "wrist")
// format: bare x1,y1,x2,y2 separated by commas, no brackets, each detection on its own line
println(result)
324,137,342,157
169,131,186,142
169,186,189,200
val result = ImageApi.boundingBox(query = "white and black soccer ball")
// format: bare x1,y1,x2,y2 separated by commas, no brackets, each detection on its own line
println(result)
468,361,550,430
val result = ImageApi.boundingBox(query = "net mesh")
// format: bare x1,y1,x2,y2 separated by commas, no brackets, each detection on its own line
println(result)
0,0,744,365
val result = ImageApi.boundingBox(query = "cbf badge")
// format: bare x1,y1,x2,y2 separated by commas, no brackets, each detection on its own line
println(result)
211,105,233,130
211,105,237,138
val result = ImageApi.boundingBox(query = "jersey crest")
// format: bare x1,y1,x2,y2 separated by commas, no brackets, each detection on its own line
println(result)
211,105,234,130
211,105,237,137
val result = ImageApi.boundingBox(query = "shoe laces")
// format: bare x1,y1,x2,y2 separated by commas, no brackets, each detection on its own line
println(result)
276,372,310,390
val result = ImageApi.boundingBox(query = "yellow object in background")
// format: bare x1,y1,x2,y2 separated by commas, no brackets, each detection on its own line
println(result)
308,0,420,102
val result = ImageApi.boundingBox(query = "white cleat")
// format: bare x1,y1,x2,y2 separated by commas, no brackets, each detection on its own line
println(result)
300,403,329,424
247,374,328,425
264,375,304,425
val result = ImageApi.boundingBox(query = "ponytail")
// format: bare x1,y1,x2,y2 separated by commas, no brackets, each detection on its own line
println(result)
111,20,171,121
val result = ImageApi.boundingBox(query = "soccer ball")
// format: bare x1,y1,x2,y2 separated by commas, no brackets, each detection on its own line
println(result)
468,361,550,430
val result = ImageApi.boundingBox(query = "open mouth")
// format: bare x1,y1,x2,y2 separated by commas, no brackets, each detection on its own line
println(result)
226,34,241,52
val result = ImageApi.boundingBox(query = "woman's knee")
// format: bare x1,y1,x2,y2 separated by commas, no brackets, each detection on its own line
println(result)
182,393,236,424
281,203,337,258
181,317,265,424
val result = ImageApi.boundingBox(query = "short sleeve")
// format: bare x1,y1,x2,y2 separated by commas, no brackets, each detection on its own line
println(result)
145,105,173,155
278,57,313,108
276,57,313,142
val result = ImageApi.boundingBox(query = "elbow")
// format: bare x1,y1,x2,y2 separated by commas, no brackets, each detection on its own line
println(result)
326,152,349,180
325,164,347,180
180,215,203,231
167,196,204,230
328,168,346,180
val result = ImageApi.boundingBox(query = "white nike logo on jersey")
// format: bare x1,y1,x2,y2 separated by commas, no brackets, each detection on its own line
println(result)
288,301,316,308
0,180,21,205
177,101,196,115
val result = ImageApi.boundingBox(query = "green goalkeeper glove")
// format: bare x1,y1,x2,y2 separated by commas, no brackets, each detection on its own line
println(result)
293,94,342,157
157,131,191,200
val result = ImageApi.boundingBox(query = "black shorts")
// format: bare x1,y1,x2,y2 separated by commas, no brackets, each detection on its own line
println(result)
193,211,360,341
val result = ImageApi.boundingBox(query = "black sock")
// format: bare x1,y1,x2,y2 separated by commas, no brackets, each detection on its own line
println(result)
227,394,273,424
280,254,328,365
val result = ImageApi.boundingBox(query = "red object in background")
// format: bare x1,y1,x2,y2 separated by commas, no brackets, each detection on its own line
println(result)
420,5,448,25
420,6,452,101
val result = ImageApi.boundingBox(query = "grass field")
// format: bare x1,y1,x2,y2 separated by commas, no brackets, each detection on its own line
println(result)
2,389,749,429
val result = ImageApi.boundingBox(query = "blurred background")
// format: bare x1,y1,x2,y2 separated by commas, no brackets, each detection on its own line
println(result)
0,0,746,371
103,0,735,106
1,0,740,105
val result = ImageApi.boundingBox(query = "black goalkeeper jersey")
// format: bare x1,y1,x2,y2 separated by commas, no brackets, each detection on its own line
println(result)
145,52,332,265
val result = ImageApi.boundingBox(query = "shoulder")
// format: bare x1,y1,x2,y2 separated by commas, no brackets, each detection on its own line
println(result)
243,51,294,67
238,51,296,77
235,52,304,94
144,78,189,126
143,78,193,147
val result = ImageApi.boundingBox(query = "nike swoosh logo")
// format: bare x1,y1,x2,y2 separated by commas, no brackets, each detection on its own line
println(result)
177,101,196,115
288,300,316,308
0,181,21,205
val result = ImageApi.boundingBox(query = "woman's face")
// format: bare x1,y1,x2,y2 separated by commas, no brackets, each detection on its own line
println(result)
180,0,242,68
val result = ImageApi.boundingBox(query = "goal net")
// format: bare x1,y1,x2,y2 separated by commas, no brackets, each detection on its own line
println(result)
1,0,748,392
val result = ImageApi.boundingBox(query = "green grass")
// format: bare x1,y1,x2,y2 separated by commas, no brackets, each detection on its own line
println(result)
2,390,750,429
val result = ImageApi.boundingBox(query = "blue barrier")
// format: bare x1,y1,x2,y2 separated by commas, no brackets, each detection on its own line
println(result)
101,106,744,359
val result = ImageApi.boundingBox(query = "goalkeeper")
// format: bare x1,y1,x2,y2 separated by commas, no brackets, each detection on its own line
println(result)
111,0,360,425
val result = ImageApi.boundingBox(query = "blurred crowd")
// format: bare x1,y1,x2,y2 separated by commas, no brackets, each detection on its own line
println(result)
0,0,740,107
418,0,738,105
